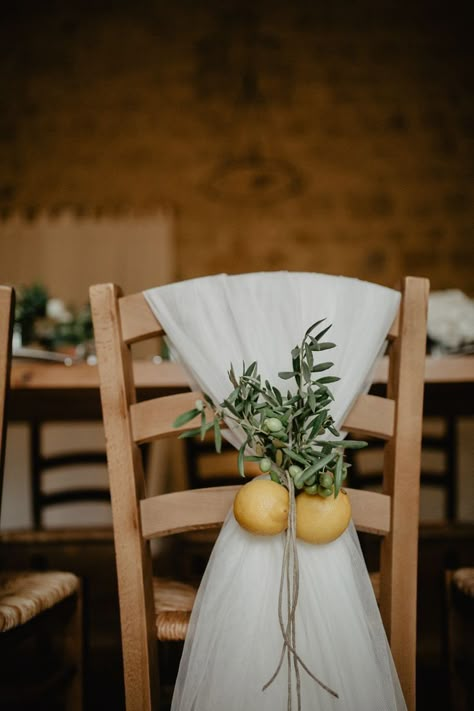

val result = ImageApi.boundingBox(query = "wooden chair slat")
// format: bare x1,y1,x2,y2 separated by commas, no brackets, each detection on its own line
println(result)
196,451,261,479
131,391,395,445
140,485,390,540
140,486,240,539
342,393,395,439
130,391,210,444
346,488,391,535
119,292,165,345
140,486,390,540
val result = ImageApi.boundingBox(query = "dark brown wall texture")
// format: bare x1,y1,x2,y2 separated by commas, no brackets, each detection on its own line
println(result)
1,0,473,292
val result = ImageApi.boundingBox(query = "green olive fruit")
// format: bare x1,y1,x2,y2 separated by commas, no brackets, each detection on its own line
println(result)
264,418,284,433
318,486,333,498
259,457,272,473
319,473,333,489
304,484,319,495
288,465,303,478
294,470,307,489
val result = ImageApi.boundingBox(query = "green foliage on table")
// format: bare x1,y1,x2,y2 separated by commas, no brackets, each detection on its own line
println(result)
14,283,93,349
174,321,367,497
15,282,49,321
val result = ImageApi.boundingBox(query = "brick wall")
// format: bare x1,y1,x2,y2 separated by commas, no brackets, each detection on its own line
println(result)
0,0,473,292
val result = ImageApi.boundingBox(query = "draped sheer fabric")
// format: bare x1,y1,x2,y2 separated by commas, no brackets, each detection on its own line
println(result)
144,273,406,711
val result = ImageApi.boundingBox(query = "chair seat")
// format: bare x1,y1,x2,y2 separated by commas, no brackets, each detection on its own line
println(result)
0,571,79,633
153,577,197,641
152,571,381,643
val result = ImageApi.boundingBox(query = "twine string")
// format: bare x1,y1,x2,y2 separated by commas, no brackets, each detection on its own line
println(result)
262,473,339,708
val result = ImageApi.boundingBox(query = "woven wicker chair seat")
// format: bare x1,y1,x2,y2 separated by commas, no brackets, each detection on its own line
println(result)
153,577,197,642
151,571,380,643
453,567,474,598
0,571,79,633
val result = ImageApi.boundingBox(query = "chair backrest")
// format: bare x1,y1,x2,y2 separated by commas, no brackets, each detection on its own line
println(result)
90,276,429,711
0,286,15,512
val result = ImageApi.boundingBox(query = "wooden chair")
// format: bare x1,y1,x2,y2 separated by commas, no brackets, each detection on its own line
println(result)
90,276,429,711
0,286,83,710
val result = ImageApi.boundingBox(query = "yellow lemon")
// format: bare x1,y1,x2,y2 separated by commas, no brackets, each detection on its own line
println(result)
295,490,351,544
234,479,289,536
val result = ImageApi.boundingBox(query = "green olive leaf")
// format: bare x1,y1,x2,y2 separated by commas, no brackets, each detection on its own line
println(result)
278,371,297,380
282,448,310,466
314,324,332,341
302,361,311,383
311,362,334,372
228,364,238,388
302,451,336,478
304,318,326,338
317,342,336,350
237,442,246,477
213,419,222,453
173,408,200,428
245,361,257,377
178,427,203,439
334,452,344,497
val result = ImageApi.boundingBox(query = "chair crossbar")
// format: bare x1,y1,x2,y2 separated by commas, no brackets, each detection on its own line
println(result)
139,486,391,539
119,293,164,344
130,391,394,444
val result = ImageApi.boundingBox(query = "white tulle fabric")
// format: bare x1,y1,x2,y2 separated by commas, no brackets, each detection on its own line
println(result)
144,272,406,711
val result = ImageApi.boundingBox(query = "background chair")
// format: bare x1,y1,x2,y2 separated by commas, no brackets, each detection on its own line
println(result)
90,275,429,711
0,285,83,711
2,209,175,531
444,567,474,711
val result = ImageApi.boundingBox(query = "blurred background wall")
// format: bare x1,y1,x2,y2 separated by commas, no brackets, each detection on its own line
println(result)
0,0,473,293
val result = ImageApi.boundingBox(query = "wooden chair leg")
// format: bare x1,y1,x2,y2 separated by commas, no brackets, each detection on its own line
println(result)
63,584,84,711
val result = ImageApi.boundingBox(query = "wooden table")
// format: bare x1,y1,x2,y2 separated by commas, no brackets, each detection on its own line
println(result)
371,356,474,416
9,360,189,421
9,356,474,420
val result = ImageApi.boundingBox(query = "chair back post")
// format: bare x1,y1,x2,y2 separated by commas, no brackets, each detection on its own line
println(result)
380,276,429,710
0,286,15,507
90,283,159,711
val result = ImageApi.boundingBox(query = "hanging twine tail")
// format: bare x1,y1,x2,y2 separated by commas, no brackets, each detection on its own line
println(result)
262,473,339,709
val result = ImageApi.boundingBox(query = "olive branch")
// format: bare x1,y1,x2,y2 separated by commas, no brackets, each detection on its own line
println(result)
173,319,367,497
